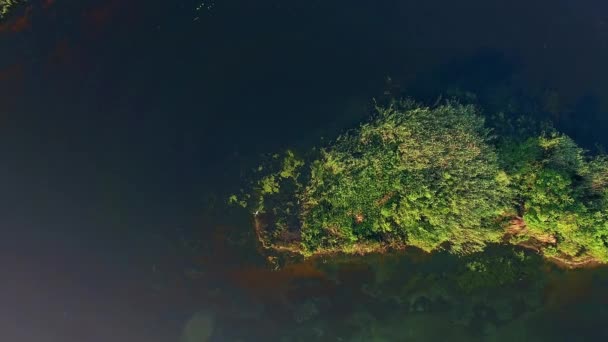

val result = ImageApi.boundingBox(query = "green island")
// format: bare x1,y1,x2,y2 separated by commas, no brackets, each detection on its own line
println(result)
230,99,608,268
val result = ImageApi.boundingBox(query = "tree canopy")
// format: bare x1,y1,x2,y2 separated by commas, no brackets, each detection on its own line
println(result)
232,99,608,265
500,133,608,263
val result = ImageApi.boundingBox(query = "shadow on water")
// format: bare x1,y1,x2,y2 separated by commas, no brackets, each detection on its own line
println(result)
170,208,608,341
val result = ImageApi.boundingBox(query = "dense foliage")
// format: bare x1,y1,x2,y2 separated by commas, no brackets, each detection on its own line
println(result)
297,101,512,254
500,133,608,262
232,99,608,264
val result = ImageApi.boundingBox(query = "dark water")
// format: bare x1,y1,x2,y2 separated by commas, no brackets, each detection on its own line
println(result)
1,0,608,341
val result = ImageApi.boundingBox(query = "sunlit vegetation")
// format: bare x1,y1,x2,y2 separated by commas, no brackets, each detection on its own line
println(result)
231,99,608,265
500,132,608,264
0,0,22,20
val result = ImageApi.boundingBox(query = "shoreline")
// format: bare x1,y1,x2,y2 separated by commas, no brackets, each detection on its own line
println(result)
253,214,605,270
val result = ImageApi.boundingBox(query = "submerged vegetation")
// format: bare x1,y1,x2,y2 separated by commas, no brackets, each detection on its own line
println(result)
231,99,608,266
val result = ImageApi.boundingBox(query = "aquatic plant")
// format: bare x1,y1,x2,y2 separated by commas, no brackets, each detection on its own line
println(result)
454,248,539,293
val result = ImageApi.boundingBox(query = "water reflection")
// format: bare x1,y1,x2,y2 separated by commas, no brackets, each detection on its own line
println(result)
175,215,608,341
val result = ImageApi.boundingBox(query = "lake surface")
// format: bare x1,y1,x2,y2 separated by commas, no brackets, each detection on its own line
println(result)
1,0,608,340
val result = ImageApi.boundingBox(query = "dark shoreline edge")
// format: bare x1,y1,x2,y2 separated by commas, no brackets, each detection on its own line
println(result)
253,214,604,269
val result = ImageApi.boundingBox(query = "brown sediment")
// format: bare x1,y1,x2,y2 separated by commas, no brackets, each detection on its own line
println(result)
504,216,526,237
505,216,602,269
253,214,303,255
224,254,336,317
514,239,601,269
226,260,329,302
544,255,602,269
254,213,407,258
254,213,604,269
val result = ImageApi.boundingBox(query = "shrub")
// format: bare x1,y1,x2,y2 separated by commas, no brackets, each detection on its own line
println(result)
231,98,608,264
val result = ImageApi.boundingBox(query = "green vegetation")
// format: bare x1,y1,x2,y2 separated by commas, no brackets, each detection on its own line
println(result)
298,100,512,254
500,132,608,263
0,0,23,21
231,99,608,265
